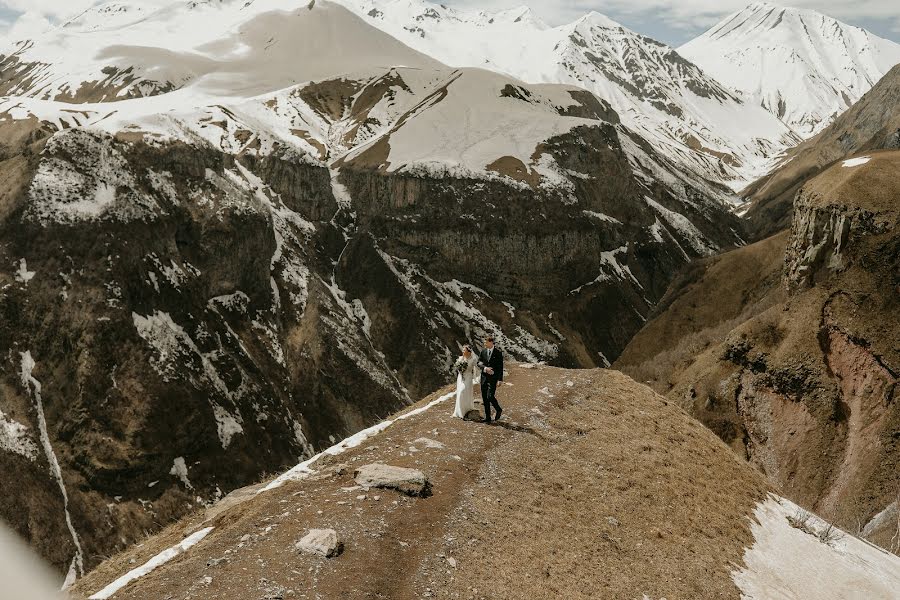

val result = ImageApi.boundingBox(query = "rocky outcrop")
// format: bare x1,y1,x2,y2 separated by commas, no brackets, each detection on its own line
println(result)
785,191,889,290
354,464,431,497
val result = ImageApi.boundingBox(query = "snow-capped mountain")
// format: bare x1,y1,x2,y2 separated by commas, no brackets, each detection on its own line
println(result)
331,0,801,191
0,0,799,192
679,2,900,138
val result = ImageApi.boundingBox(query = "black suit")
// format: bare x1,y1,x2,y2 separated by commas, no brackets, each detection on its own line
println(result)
478,347,503,422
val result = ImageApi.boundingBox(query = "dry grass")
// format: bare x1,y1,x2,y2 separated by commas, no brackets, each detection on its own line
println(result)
70,367,772,600
616,231,788,392
430,369,770,600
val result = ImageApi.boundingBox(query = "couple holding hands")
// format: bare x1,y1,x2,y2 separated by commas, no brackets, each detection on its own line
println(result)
452,336,503,424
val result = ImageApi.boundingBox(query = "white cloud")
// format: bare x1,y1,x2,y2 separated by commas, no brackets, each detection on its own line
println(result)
0,0,95,21
444,0,900,38
0,0,897,43
3,11,53,39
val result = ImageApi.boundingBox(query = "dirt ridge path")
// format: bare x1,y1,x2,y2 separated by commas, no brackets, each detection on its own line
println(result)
71,365,771,600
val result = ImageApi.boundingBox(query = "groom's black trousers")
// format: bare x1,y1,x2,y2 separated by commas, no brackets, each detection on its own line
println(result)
481,378,502,421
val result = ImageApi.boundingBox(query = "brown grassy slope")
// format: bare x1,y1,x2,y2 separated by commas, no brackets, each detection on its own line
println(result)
742,63,900,239
616,231,788,399
70,366,769,600
617,152,900,552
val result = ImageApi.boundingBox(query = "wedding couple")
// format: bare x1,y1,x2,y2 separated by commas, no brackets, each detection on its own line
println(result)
452,336,503,424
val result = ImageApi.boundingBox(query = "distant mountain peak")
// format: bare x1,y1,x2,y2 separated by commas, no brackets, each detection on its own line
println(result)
573,11,623,30
680,3,900,137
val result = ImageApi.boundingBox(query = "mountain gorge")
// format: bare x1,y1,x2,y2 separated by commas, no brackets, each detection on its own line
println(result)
0,0,744,577
617,151,900,553
0,0,899,593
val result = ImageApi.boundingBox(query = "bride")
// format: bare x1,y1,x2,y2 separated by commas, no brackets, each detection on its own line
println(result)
452,345,479,419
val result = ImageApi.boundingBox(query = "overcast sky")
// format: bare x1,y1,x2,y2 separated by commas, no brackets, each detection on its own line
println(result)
1,0,898,46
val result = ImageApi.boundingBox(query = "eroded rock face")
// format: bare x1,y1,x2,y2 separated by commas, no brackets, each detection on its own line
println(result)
784,191,888,290
633,153,900,553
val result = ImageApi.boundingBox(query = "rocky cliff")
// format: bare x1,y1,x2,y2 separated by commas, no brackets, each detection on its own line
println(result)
617,151,900,554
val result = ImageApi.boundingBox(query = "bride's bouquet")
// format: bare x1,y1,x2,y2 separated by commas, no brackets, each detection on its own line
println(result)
453,356,468,376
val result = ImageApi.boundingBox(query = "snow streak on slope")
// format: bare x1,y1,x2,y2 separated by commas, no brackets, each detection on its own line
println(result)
88,527,214,599
19,352,85,578
680,2,900,138
332,0,799,191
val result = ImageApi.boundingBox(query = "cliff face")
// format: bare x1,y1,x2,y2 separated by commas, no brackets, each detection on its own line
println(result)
617,151,900,553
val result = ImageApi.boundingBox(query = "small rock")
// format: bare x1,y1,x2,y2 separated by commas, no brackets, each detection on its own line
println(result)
447,557,457,568
413,437,445,449
354,464,432,497
330,463,351,476
606,516,620,528
296,529,344,558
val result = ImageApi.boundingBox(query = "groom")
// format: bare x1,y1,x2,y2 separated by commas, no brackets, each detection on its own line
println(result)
478,336,504,424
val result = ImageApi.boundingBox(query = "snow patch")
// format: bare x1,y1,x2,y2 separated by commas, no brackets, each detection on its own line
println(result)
211,404,244,449
732,495,900,599
644,196,717,256
0,409,39,461
15,259,36,284
132,311,245,448
88,527,214,599
169,457,193,490
841,156,871,168
582,210,622,225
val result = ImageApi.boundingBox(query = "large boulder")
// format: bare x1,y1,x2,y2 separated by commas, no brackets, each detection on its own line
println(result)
295,529,343,558
354,464,432,497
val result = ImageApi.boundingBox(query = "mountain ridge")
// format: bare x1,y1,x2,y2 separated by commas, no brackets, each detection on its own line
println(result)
67,366,900,600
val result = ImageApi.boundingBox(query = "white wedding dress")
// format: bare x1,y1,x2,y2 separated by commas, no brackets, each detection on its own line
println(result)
453,356,479,419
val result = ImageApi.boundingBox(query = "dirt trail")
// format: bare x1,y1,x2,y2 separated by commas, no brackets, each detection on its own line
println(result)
70,366,770,600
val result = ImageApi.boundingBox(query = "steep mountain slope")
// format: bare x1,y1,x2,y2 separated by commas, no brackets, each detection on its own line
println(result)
680,2,900,139
67,366,900,600
0,0,745,579
617,151,900,554
332,0,800,191
742,63,900,237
